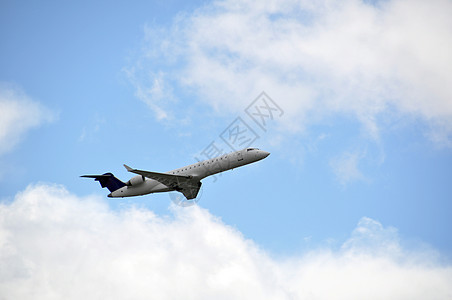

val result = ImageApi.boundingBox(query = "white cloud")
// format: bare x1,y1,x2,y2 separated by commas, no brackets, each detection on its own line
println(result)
0,83,54,156
1,183,451,299
124,67,175,120
129,0,452,143
78,115,106,142
330,149,367,185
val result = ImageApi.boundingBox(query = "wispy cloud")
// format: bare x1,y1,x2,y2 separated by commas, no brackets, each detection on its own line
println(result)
0,83,55,156
1,183,451,299
78,115,106,142
330,149,367,186
128,0,452,145
124,63,176,121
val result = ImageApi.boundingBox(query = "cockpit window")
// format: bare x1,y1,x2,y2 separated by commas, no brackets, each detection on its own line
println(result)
247,148,258,151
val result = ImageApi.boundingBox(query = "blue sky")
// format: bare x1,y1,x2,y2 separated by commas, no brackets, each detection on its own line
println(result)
1,0,452,298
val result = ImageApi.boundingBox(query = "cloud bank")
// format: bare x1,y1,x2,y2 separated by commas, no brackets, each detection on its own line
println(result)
128,0,452,143
1,184,451,299
0,83,54,156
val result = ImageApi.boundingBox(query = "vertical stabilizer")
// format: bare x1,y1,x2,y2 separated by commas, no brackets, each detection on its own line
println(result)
81,173,126,192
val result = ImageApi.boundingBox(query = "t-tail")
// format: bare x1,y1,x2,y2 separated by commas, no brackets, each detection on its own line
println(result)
81,173,126,193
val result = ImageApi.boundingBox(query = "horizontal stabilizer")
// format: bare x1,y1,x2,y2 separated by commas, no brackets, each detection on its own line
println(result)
81,174,111,179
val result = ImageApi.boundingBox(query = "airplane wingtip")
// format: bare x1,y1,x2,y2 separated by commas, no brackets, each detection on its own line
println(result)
123,164,133,172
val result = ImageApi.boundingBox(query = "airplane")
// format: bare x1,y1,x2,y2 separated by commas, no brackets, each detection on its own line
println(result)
81,147,270,200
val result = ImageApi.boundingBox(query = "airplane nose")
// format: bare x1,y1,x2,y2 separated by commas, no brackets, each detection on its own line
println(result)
257,150,270,159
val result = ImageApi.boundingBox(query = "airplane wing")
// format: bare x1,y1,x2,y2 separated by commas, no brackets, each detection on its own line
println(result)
179,181,202,200
124,164,201,200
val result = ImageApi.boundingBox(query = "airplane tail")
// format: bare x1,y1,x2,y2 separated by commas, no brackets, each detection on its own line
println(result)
81,173,126,192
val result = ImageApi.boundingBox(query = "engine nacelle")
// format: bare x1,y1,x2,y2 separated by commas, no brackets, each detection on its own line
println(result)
127,175,145,186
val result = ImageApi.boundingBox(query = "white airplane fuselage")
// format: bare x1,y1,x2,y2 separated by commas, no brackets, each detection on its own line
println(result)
108,148,270,198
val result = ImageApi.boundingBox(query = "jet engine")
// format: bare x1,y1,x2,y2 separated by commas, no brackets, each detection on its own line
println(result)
127,175,145,186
